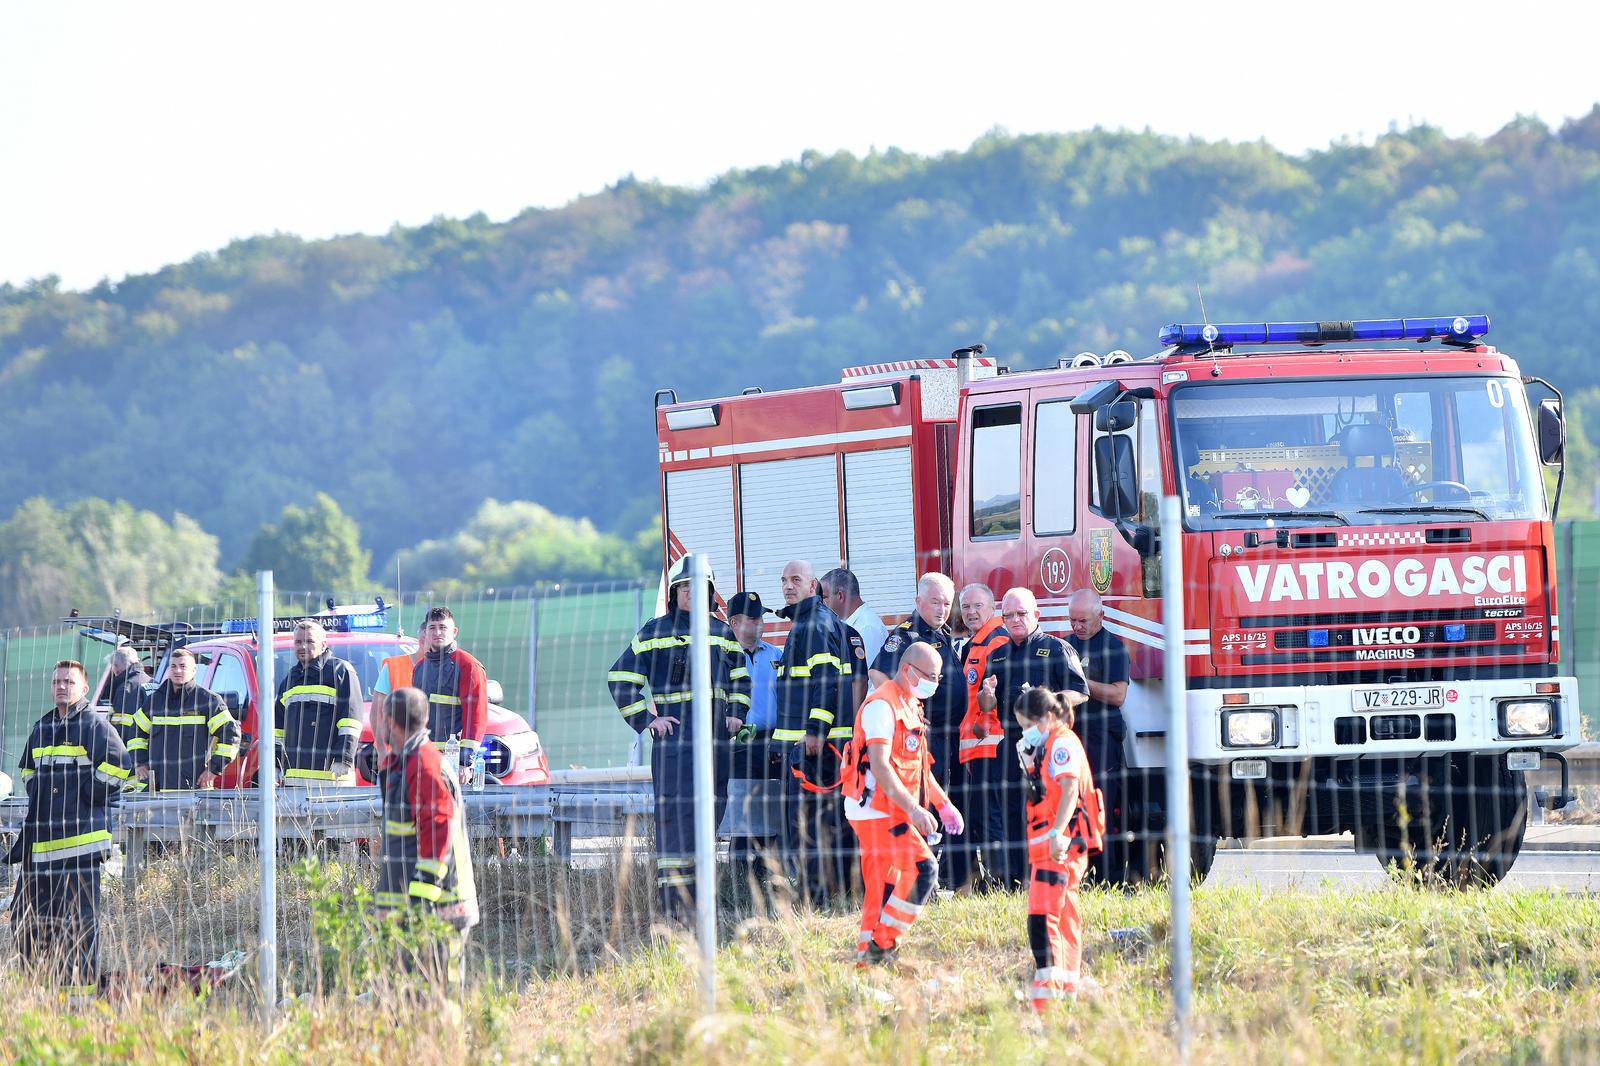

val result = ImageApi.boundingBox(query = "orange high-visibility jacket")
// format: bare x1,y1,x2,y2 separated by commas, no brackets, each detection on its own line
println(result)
957,616,1009,763
842,679,948,821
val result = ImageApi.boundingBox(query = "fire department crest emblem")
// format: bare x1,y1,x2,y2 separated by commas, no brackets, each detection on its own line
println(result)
1089,528,1114,594
905,734,921,751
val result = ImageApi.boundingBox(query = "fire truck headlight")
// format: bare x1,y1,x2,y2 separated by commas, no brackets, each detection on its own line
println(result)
1499,699,1554,739
1222,708,1280,749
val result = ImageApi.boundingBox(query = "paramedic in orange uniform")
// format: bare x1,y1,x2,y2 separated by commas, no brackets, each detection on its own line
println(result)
842,641,964,966
1014,685,1100,1011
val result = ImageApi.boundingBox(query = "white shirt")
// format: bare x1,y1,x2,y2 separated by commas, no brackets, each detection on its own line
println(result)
843,698,894,822
846,603,891,666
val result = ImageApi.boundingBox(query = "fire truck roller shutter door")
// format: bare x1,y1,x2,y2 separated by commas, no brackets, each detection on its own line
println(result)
665,466,739,594
844,448,918,616
740,455,842,610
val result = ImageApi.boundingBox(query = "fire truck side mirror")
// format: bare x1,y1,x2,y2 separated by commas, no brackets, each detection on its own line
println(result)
1537,399,1565,466
1093,434,1139,521
1094,400,1137,434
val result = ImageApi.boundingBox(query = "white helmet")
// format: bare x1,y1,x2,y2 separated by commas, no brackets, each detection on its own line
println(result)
667,556,717,591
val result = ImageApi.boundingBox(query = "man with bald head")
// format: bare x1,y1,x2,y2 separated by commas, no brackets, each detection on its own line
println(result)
976,587,1087,887
773,558,853,907
842,640,964,964
1067,588,1131,881
869,572,969,887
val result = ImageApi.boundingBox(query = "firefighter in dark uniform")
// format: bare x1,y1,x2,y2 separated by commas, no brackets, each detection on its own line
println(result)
867,573,971,888
373,687,479,999
607,557,749,923
130,646,240,791
976,588,1087,888
105,646,150,792
772,559,852,908
274,619,365,784
12,660,131,1001
104,645,150,746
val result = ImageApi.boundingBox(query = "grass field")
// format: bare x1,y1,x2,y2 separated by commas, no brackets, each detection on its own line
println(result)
4,884,1598,1064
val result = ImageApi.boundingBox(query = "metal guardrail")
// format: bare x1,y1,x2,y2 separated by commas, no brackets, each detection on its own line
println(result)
0,778,654,892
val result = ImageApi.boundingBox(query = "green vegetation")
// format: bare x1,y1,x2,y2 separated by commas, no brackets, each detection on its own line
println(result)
2,885,1596,1063
389,499,654,590
3,115,1600,571
0,497,221,627
238,494,371,597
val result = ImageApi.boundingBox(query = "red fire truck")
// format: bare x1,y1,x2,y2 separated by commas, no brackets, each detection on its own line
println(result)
654,316,1580,885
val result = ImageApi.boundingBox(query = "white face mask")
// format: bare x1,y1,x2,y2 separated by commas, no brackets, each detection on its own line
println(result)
911,677,939,700
1021,724,1046,749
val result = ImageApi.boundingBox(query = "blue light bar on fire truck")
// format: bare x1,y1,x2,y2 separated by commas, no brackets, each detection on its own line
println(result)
220,605,388,635
1158,315,1490,352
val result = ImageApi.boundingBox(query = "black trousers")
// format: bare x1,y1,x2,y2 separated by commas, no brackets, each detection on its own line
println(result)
16,861,101,996
993,732,1033,889
779,744,849,908
1082,725,1129,882
930,731,971,891
652,743,726,922
963,754,1008,887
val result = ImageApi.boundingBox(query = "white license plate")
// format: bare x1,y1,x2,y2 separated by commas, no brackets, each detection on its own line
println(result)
1356,685,1445,711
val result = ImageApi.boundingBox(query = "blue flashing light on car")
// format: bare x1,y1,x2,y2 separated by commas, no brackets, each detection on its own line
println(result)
1308,629,1330,649
1443,623,1468,643
1159,315,1490,351
219,609,388,635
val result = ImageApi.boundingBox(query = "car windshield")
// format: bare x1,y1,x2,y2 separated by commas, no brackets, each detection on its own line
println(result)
273,638,416,696
1171,375,1547,528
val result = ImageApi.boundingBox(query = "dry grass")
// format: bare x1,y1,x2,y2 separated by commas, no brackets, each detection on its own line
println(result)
4,880,1600,1064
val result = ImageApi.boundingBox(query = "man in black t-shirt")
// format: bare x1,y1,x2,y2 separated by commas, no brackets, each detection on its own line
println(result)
1066,589,1131,881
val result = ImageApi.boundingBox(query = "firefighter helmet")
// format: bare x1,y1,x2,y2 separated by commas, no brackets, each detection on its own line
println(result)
666,555,717,592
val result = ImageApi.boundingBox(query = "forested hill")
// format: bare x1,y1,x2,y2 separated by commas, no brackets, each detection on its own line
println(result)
4,112,1600,566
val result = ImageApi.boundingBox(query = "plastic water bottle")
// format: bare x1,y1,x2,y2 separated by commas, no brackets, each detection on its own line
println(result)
470,744,487,791
444,734,460,770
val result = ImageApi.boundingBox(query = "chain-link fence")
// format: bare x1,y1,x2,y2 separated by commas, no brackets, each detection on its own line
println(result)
0,518,1593,1020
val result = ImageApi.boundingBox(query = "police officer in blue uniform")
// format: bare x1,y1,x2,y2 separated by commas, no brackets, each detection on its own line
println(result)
976,587,1086,888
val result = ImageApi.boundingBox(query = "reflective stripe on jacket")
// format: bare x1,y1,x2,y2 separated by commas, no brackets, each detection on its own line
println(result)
607,606,749,744
841,679,947,821
413,646,490,765
274,651,364,776
17,701,129,864
131,680,239,790
772,596,851,743
376,731,479,929
957,617,1009,763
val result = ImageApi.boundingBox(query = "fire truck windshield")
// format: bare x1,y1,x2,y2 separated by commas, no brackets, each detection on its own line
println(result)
1171,375,1547,527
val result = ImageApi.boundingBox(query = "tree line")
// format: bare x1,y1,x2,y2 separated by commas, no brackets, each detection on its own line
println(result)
2,112,1599,601
0,494,655,628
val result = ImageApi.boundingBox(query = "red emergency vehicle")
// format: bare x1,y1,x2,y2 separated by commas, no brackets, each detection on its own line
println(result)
654,317,1581,885
78,604,550,788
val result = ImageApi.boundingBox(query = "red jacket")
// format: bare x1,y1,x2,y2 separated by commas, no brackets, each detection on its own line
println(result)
412,646,489,760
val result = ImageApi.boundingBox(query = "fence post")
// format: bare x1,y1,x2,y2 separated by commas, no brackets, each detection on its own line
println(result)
688,554,717,1014
256,571,278,1028
1160,496,1193,1058
0,632,8,771
526,590,540,729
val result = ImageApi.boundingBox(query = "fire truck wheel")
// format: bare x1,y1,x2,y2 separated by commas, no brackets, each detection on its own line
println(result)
1378,756,1528,888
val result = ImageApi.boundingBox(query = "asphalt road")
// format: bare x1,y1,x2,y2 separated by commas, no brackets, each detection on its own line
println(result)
1214,847,1600,893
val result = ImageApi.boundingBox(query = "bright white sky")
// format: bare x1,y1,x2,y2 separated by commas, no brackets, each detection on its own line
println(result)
2,0,1595,289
